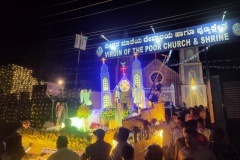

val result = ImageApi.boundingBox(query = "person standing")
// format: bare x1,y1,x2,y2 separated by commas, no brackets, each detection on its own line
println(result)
111,127,134,160
152,112,176,160
197,118,212,142
47,136,80,160
145,144,163,160
178,128,216,160
168,116,184,159
60,119,78,133
81,129,112,160
122,145,134,160
209,128,238,160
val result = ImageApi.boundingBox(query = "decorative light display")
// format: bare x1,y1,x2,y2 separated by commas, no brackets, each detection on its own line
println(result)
0,64,38,94
0,64,80,128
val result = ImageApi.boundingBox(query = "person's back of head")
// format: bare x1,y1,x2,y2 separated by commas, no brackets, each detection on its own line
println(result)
145,144,163,160
122,145,134,160
57,136,68,149
93,129,105,140
117,127,130,142
196,117,204,125
182,120,197,131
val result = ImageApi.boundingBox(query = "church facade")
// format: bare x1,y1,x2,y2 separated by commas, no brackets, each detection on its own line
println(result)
179,47,207,107
100,55,181,108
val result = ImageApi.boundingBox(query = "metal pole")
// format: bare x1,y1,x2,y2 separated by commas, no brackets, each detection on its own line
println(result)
75,48,81,88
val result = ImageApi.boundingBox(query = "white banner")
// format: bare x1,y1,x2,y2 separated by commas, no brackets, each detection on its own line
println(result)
74,34,88,50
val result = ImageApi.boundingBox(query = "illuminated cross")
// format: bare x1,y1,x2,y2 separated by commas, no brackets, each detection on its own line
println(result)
101,58,106,64
120,62,127,76
134,52,138,59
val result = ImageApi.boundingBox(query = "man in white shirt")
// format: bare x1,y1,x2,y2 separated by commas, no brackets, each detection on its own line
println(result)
197,118,211,142
178,127,216,160
47,136,80,160
152,112,176,160
168,116,184,159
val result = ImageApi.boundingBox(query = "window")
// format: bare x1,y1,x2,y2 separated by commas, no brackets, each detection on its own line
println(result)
188,70,196,84
186,49,194,60
134,74,140,87
149,71,163,84
103,78,108,91
103,95,110,107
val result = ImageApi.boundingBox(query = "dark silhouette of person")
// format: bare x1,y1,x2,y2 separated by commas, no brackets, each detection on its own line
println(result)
121,144,134,160
145,144,163,160
60,119,78,133
47,136,80,160
111,127,134,160
209,128,239,160
81,129,112,160
6,132,26,160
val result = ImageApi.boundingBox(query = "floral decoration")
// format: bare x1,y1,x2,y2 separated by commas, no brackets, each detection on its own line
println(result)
76,105,92,119
99,105,116,120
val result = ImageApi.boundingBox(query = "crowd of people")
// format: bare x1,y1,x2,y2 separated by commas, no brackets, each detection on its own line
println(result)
0,105,239,160
150,105,239,160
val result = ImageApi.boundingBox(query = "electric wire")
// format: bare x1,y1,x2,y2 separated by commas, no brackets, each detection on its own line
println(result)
13,1,240,47
30,0,152,27
10,7,240,51
35,0,78,11
33,0,112,20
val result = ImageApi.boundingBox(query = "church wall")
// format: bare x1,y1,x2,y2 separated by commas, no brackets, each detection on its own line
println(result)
143,59,181,106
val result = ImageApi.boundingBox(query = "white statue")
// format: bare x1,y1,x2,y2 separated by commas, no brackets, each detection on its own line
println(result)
80,89,92,106
115,85,121,104
56,102,68,125
115,85,122,126
132,85,142,107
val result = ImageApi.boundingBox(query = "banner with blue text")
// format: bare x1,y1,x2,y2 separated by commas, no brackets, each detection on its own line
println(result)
96,18,240,59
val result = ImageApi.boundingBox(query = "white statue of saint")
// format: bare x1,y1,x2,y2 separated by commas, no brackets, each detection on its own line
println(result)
115,85,122,126
80,89,92,106
132,85,142,107
56,102,67,125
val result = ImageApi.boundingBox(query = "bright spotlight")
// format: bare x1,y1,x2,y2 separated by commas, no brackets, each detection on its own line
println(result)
191,86,196,90
159,130,163,138
101,35,109,41
151,26,155,33
222,11,227,21
58,79,64,85
155,38,161,43
110,45,116,50
61,117,84,130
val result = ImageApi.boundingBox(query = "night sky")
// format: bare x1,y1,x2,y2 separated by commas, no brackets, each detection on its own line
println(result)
1,0,240,84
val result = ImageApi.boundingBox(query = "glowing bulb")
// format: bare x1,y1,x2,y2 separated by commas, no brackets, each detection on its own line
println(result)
110,46,116,50
155,38,161,43
191,86,196,90
58,80,64,85
159,130,163,138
